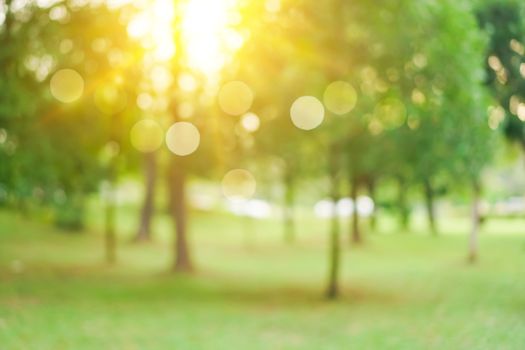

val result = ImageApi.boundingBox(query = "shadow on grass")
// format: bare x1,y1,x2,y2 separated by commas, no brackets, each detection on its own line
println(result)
0,261,413,311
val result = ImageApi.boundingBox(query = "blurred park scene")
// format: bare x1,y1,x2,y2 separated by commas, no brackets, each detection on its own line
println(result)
1,0,525,348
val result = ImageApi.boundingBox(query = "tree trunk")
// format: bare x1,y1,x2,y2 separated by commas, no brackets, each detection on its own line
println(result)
283,173,295,244
326,185,341,299
350,176,362,244
135,152,157,242
423,179,437,235
467,181,481,264
169,158,193,272
103,106,122,263
243,213,255,249
3,0,13,41
397,177,410,232
366,178,377,232
326,148,341,299
104,179,116,264
16,196,29,217
104,142,119,264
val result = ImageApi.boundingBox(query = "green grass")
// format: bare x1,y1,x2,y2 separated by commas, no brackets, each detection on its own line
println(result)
1,209,525,349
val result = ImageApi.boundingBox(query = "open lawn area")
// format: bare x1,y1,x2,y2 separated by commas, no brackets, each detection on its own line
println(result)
1,210,524,349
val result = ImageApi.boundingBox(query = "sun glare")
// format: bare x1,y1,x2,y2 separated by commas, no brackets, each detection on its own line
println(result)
127,0,242,78
127,0,175,62
181,0,242,76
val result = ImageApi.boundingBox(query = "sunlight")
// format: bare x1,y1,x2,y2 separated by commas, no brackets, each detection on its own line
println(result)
127,0,242,78
127,0,175,62
181,0,242,76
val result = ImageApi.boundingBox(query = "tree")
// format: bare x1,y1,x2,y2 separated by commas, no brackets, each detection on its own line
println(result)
0,1,137,237
476,1,525,152
135,152,157,242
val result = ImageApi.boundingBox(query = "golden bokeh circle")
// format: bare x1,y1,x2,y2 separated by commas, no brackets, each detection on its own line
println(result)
165,122,200,156
374,98,406,130
50,69,84,103
290,96,325,130
130,119,164,153
241,112,260,132
218,81,254,116
323,81,357,115
94,85,127,115
222,169,257,200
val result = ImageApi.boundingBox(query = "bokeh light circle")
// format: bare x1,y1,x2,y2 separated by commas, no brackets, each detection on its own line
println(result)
290,96,324,130
222,169,257,200
323,81,357,115
130,119,164,153
165,122,200,156
374,98,406,130
241,112,260,132
50,69,84,103
94,85,127,115
218,81,254,116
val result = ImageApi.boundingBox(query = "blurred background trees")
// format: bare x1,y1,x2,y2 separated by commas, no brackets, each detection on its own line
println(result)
1,0,523,299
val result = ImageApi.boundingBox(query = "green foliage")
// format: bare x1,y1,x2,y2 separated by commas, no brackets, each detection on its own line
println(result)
476,0,525,148
0,0,502,218
0,2,141,227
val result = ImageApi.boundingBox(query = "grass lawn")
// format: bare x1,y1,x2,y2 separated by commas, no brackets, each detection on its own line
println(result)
0,209,524,349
